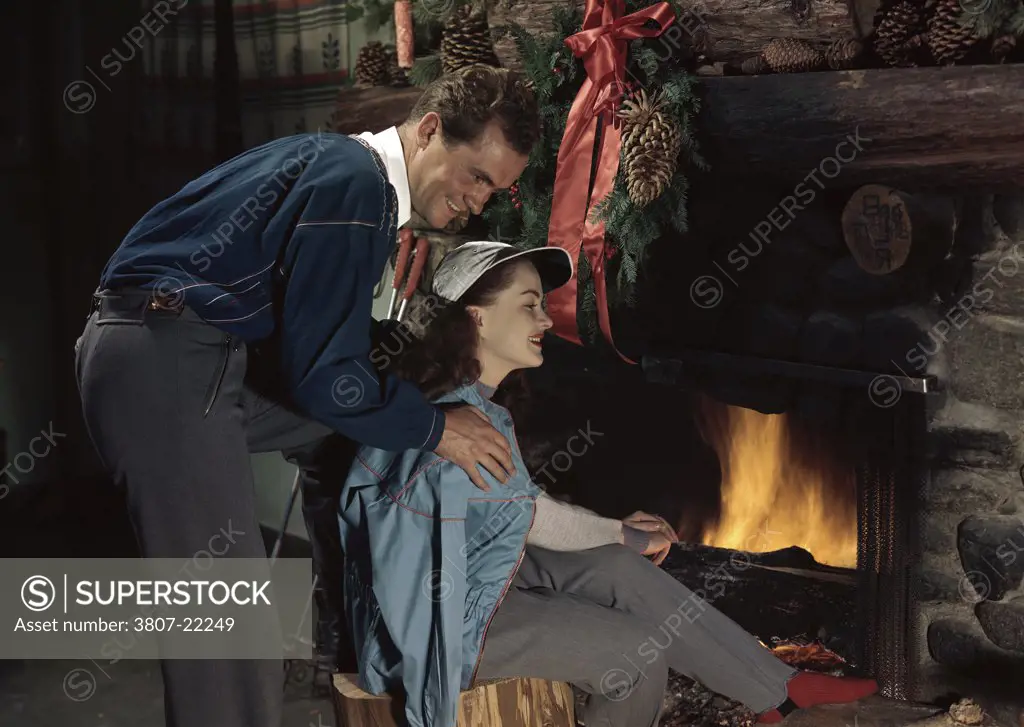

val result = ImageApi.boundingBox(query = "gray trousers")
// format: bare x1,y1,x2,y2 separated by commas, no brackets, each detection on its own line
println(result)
475,544,798,727
74,290,348,727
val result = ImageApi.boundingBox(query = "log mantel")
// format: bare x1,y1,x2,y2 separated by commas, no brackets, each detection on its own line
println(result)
697,63,1024,191
331,86,422,136
683,0,856,63
486,0,859,68
331,63,1024,190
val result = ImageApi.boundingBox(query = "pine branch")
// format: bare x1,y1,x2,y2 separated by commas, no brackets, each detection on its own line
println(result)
360,0,397,32
409,54,442,86
962,0,1024,36
412,0,465,25
479,0,702,344
1010,4,1024,33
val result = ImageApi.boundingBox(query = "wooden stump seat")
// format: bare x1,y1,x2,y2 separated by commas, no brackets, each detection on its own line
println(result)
331,673,576,727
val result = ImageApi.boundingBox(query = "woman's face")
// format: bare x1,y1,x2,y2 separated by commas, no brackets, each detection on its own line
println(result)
471,261,554,379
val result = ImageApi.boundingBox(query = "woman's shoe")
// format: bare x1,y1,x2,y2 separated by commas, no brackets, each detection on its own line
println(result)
756,672,879,723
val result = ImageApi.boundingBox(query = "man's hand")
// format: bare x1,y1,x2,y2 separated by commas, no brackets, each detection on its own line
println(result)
433,405,515,492
623,511,679,566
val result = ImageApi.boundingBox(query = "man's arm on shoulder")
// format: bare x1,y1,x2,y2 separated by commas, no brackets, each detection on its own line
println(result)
276,152,444,452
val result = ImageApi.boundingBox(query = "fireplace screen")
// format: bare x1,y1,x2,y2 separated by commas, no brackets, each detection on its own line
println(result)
855,391,928,700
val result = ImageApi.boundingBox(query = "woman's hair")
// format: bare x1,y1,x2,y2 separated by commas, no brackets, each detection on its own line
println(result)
392,250,533,422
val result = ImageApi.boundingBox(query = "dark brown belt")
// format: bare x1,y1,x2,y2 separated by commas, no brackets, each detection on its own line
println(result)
147,294,184,312
91,287,185,320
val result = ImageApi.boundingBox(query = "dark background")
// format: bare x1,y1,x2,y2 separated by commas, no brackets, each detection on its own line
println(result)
0,0,245,559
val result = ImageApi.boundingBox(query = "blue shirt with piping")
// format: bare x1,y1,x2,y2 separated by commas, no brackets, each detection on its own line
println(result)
97,131,444,452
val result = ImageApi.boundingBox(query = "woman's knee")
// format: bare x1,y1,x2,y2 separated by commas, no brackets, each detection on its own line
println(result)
591,617,668,684
594,543,650,574
594,635,669,703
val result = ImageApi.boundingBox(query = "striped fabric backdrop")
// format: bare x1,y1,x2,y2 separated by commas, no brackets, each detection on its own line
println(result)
233,0,354,147
138,0,219,154
139,0,364,154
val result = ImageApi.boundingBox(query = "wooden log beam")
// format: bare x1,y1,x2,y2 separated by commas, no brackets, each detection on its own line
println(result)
486,0,858,68
686,0,856,66
696,64,1024,191
331,86,423,136
332,65,1024,191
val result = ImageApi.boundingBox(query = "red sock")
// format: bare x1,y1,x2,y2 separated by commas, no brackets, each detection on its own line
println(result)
756,671,878,723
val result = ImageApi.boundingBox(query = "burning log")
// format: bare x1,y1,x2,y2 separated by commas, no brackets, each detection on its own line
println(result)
662,542,860,662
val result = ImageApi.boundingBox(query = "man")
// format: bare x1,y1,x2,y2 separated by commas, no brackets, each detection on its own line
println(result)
74,65,541,727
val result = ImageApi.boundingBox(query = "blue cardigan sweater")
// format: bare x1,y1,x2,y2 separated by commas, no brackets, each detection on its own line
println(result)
97,131,443,452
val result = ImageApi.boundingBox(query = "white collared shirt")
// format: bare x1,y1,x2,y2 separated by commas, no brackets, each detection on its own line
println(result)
357,126,411,227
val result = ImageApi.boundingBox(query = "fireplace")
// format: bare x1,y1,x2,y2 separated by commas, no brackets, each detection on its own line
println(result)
644,351,931,704
513,184,1024,724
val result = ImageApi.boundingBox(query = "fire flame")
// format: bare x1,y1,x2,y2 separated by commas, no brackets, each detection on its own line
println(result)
694,395,858,569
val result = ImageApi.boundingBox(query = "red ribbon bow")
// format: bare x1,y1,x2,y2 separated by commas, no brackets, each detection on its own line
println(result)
544,0,676,364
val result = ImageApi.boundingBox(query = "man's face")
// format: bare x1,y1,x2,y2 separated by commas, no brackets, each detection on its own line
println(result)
406,115,529,230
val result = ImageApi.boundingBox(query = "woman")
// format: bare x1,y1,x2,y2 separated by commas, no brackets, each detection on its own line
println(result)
337,241,877,727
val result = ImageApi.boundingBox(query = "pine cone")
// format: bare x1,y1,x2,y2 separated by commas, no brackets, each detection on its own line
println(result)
991,33,1016,62
354,41,390,87
740,54,770,74
440,5,500,74
926,0,982,64
762,38,825,73
617,90,682,208
826,37,864,69
872,0,927,67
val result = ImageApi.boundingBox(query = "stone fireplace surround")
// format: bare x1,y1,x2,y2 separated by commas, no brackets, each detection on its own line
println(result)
487,182,1024,724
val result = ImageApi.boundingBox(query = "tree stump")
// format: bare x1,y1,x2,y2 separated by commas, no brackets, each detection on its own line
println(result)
331,673,577,727
841,185,957,275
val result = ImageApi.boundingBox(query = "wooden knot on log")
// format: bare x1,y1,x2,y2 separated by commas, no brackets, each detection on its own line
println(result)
841,184,958,275
790,0,813,24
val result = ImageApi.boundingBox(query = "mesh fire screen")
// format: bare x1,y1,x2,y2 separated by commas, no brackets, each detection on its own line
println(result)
854,394,928,699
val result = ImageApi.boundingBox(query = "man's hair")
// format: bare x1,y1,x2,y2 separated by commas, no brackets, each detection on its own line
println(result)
405,64,540,156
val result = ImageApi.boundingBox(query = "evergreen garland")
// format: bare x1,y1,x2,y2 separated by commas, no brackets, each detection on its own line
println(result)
409,53,444,85
961,0,1024,38
480,1,706,341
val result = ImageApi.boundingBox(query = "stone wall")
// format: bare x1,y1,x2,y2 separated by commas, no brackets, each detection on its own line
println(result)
914,196,1024,723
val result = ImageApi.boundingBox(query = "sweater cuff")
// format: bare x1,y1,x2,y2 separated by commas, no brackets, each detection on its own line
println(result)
622,525,650,553
423,407,445,452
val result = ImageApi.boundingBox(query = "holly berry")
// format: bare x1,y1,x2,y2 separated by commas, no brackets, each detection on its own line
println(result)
509,182,522,210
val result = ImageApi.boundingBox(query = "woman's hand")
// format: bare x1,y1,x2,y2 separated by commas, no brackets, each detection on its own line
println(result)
623,511,678,566
641,532,674,565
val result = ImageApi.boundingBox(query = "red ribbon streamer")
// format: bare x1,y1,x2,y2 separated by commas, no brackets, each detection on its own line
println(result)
544,0,676,364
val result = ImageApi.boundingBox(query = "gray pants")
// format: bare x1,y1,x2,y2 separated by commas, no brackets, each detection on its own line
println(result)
74,290,347,727
475,544,798,727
